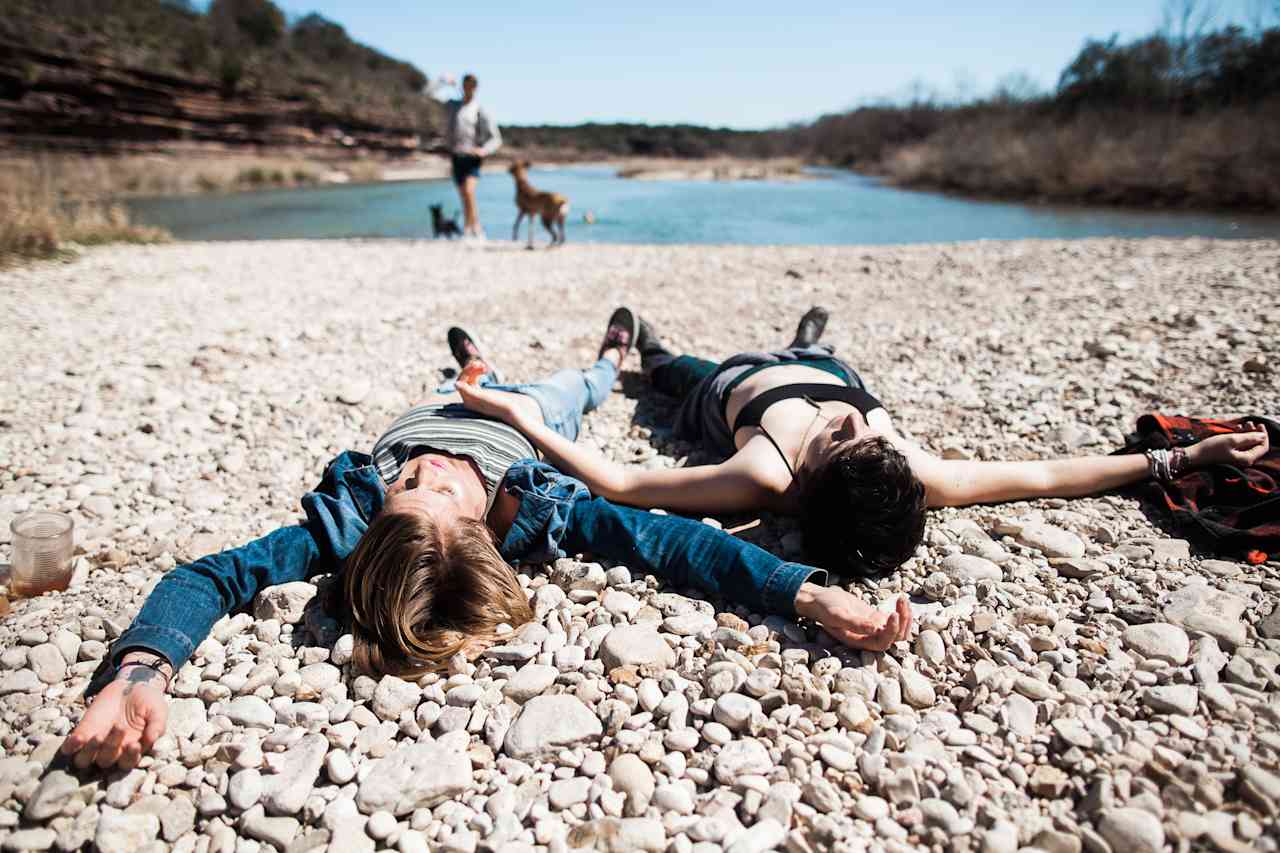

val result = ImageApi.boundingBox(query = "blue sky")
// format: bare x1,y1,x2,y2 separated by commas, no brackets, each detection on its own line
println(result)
276,0,1268,129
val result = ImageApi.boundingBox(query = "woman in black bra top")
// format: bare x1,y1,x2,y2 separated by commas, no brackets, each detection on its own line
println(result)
459,306,1270,640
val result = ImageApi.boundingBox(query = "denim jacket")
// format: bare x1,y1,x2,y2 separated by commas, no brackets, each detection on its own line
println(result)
92,451,824,693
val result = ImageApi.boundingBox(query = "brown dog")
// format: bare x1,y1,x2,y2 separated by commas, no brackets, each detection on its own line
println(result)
509,160,569,248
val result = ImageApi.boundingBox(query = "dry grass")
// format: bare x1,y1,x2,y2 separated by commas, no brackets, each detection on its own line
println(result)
0,157,170,266
881,104,1280,210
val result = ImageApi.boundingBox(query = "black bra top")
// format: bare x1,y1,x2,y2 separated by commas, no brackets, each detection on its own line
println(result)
732,383,884,434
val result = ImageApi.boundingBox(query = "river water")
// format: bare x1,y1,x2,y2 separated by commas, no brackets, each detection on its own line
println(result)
124,165,1280,245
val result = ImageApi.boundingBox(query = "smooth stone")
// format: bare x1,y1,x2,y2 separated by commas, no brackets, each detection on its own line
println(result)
1123,623,1191,665
261,733,328,815
503,695,603,759
1165,583,1248,649
712,693,761,732
94,808,159,853
502,664,559,702
1143,685,1199,716
1097,808,1165,853
567,817,666,853
24,770,79,821
28,644,67,684
167,698,208,739
940,554,1002,583
1002,693,1037,738
599,626,676,671
1014,523,1085,558
899,668,937,708
356,740,473,815
549,776,592,809
253,582,317,624
372,675,421,721
713,739,772,784
225,696,275,729
609,753,655,815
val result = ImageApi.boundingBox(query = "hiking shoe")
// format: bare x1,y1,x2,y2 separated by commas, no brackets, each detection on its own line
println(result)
788,306,829,349
598,307,637,362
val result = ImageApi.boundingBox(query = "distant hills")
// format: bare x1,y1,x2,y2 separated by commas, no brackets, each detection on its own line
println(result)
0,0,440,153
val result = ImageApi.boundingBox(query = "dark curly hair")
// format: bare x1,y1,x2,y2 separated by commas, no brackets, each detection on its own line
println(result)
799,436,927,578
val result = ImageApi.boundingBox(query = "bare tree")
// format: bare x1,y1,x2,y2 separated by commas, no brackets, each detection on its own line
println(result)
1161,0,1218,44
1161,0,1218,86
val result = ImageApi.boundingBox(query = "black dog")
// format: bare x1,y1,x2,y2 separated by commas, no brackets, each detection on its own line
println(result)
430,204,462,239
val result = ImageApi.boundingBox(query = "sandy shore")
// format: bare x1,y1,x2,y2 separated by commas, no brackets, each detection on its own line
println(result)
0,238,1277,851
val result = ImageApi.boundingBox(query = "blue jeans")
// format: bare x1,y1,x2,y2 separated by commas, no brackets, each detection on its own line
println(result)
437,357,617,443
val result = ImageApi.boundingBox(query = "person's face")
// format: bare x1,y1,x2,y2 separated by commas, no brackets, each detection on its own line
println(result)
798,409,878,477
384,453,487,525
462,78,477,100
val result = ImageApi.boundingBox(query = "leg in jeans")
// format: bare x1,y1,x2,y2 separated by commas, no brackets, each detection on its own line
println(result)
483,357,618,442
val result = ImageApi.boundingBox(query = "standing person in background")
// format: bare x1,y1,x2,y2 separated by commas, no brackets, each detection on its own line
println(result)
427,73,503,241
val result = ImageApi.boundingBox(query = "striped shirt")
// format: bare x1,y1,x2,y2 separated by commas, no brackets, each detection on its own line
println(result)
371,404,536,510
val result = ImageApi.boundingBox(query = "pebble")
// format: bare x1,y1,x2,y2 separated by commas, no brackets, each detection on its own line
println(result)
1123,622,1191,665
598,626,676,670
940,554,1002,583
1097,808,1165,853
1014,523,1085,558
609,753,655,815
503,695,603,758
356,740,473,815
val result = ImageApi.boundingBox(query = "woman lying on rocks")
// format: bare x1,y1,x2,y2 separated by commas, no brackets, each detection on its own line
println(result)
458,306,1272,579
62,311,911,771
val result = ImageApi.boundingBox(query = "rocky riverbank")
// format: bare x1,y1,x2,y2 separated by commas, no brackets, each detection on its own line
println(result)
0,237,1277,853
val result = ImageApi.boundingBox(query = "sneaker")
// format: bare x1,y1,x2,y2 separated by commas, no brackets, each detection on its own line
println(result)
788,306,829,349
598,307,637,362
447,326,485,369
636,316,673,374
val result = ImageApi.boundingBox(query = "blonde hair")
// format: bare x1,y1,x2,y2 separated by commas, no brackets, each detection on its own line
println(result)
336,511,533,677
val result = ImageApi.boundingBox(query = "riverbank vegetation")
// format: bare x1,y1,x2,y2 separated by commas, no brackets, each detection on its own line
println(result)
0,158,169,267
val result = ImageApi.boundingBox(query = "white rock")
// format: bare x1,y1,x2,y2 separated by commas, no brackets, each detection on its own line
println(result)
1165,584,1248,649
609,753,655,815
503,695,603,759
326,750,356,785
712,693,761,732
725,818,785,853
27,644,67,684
1123,623,1190,665
356,740,473,815
372,675,421,721
94,807,159,853
1143,685,1199,716
1097,808,1165,853
253,581,317,624
567,817,666,852
713,739,772,784
549,776,592,809
899,668,936,708
599,625,675,670
940,554,1002,584
226,696,275,729
261,733,328,815
229,768,264,810
1014,523,1085,558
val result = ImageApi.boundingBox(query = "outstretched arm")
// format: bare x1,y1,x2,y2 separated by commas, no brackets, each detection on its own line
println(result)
910,422,1270,507
458,382,771,513
562,493,910,650
65,451,379,769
